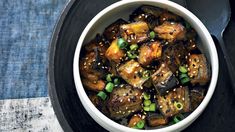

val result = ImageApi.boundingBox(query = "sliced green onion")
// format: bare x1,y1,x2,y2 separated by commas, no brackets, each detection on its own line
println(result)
173,116,180,123
179,73,188,79
144,100,151,106
105,82,114,93
142,70,150,79
143,92,151,100
136,120,145,129
143,106,150,111
114,78,120,85
174,101,184,110
127,51,137,59
179,66,187,73
181,77,190,84
130,44,139,51
185,22,191,29
149,31,155,39
173,114,184,124
106,74,112,82
97,91,107,100
118,38,128,49
149,103,156,112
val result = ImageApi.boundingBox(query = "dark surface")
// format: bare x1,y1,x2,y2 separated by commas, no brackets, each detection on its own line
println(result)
48,0,235,132
185,0,235,95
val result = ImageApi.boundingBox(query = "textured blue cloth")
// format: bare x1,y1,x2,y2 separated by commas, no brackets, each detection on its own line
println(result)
0,0,69,99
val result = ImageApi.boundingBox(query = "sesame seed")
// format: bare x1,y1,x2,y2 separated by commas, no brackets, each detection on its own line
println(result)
160,105,163,108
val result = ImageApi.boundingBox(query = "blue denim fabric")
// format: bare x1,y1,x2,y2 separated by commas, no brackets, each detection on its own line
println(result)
0,0,69,99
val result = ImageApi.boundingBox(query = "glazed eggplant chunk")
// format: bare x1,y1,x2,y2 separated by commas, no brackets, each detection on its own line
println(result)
151,63,179,95
107,85,142,119
103,19,127,41
156,86,191,117
105,39,125,63
79,5,211,130
120,22,149,44
162,42,188,73
138,41,162,66
130,5,162,30
118,60,149,88
154,21,186,42
188,54,210,85
147,113,168,127
80,40,108,91
190,88,205,110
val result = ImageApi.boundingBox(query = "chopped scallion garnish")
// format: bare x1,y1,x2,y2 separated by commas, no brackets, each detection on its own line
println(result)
179,66,188,73
143,106,150,111
114,78,120,85
105,82,114,93
117,38,128,49
136,120,145,129
174,101,184,110
106,74,112,82
127,51,137,59
181,77,190,84
142,70,150,79
173,114,184,124
130,44,139,51
149,103,156,111
179,73,188,79
97,91,107,100
143,92,151,100
144,100,151,106
149,31,155,39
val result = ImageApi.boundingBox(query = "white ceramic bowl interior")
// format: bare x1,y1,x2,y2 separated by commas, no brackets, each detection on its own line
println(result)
73,0,219,132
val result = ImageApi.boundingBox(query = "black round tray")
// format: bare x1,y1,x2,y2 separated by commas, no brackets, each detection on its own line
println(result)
48,0,235,131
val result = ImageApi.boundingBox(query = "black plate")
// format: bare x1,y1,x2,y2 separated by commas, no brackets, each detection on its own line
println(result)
48,0,235,131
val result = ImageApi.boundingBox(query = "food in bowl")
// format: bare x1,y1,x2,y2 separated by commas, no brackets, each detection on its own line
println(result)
79,5,211,130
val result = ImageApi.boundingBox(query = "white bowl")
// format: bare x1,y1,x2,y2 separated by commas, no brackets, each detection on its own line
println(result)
73,0,219,131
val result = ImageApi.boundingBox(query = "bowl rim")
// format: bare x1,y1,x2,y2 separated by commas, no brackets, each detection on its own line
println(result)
73,0,219,131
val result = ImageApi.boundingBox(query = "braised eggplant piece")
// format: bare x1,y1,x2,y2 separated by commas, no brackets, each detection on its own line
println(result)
120,22,149,44
162,42,188,73
107,85,142,119
130,6,162,30
138,41,162,66
154,21,186,42
118,60,149,88
151,63,179,95
188,54,210,85
80,51,106,91
147,113,168,127
185,39,198,52
157,86,191,117
105,39,125,63
103,19,127,41
159,11,181,24
190,88,205,110
80,5,211,129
